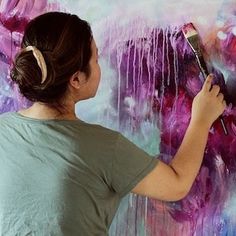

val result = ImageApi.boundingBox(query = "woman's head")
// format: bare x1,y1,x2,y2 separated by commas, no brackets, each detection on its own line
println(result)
11,11,100,106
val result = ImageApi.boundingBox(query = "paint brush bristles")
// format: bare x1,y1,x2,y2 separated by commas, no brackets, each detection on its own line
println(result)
182,23,200,53
182,23,209,78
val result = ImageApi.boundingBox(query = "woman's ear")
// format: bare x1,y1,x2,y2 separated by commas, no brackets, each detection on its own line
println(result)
69,71,87,89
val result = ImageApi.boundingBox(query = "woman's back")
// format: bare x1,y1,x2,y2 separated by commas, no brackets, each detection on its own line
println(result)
0,112,157,235
0,112,119,235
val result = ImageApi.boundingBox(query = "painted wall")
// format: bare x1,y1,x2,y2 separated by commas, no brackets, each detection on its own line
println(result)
0,0,236,235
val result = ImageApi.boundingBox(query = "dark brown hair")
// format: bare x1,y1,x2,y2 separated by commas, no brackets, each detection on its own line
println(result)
10,11,92,104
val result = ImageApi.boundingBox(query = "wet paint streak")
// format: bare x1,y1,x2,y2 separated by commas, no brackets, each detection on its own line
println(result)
103,6,236,236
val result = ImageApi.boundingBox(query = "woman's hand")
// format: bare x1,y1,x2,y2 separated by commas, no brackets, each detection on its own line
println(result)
191,74,226,129
132,74,227,201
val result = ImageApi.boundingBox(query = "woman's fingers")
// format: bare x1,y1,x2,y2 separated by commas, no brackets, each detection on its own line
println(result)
217,93,224,102
203,74,213,92
222,100,227,107
211,84,221,96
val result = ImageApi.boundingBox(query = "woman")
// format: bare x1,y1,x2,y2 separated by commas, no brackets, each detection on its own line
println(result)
0,12,226,235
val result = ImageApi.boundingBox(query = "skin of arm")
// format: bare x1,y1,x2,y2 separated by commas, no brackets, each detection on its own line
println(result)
132,75,226,201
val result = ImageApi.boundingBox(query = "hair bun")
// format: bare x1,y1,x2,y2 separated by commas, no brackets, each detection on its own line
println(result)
10,48,56,102
21,46,47,84
10,12,92,104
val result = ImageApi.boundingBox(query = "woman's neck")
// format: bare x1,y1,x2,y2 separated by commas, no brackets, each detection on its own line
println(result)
18,102,78,120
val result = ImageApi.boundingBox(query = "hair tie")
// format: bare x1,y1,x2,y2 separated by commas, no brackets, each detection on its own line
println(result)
22,46,47,84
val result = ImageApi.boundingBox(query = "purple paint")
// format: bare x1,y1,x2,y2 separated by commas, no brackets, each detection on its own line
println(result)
1,0,236,235
104,22,236,235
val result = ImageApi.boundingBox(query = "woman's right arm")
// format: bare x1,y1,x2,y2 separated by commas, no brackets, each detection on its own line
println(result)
132,75,226,201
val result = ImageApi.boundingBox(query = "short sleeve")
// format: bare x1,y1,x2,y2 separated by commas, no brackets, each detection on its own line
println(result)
111,133,159,197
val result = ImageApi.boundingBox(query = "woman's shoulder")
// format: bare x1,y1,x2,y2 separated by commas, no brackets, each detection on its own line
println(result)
80,121,120,139
0,111,15,121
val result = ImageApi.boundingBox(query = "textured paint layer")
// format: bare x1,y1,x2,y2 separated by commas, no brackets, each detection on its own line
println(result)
1,0,236,235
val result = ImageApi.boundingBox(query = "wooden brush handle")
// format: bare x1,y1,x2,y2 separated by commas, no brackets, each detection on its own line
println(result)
219,116,228,135
195,54,209,79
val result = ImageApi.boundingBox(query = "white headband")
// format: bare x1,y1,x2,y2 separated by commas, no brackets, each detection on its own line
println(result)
22,46,47,84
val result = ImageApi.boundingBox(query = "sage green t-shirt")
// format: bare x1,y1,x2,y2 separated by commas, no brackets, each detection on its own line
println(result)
0,112,158,236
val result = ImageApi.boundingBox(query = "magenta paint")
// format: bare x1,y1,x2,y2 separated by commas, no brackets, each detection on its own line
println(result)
1,0,236,235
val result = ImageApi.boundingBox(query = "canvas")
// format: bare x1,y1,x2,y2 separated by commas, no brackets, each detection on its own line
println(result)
0,0,236,235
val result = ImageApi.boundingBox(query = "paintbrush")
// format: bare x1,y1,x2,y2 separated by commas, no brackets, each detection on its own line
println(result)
182,23,228,135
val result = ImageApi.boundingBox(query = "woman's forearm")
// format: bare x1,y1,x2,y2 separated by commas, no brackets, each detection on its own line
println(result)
170,121,210,193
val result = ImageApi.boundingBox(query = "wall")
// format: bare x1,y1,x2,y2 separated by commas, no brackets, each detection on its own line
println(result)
0,0,236,235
